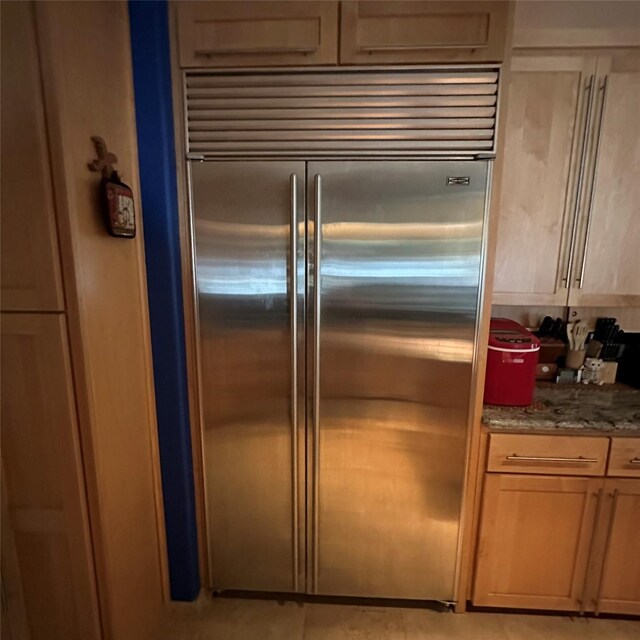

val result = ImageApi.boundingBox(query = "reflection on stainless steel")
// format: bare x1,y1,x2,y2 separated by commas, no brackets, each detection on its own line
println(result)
192,161,305,592
324,327,474,363
308,161,487,599
192,158,488,600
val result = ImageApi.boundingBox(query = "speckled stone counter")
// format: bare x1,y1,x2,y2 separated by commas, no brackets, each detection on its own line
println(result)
483,384,640,434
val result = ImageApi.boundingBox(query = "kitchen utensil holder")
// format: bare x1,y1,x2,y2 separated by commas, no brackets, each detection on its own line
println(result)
566,349,587,370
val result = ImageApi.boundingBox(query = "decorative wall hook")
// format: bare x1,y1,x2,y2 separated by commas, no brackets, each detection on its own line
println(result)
88,136,118,179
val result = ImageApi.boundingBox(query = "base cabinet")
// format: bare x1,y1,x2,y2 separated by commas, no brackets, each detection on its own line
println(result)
473,473,640,614
585,479,640,615
473,474,600,610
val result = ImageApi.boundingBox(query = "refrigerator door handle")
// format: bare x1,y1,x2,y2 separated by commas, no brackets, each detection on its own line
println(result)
289,173,299,591
312,174,322,592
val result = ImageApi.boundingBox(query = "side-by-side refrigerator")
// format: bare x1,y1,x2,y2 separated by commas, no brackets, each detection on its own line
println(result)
187,67,497,602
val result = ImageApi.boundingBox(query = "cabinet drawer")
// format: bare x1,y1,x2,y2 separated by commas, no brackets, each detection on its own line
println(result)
487,433,608,476
607,438,640,478
340,1,509,65
177,1,338,68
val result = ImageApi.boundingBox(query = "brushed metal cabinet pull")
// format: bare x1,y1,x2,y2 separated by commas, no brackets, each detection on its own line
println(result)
564,75,595,288
579,488,604,615
312,174,322,593
195,47,317,57
629,457,640,465
289,174,299,591
360,44,486,53
578,76,608,289
594,489,619,615
506,454,598,464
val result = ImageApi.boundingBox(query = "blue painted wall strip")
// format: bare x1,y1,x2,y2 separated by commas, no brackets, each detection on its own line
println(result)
128,0,200,601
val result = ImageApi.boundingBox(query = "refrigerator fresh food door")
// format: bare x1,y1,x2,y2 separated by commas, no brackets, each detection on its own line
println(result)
191,161,306,592
307,160,488,599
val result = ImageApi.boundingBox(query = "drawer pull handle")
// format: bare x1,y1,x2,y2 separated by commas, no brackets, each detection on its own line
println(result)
194,47,318,57
629,457,640,465
506,454,598,463
359,44,486,53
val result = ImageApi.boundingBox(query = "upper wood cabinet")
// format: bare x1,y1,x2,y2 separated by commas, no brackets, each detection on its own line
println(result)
339,1,510,64
568,53,640,306
177,1,338,67
0,1,64,312
492,55,595,305
493,51,640,307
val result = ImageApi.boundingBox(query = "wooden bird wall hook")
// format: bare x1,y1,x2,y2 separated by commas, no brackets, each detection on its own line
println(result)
88,136,118,178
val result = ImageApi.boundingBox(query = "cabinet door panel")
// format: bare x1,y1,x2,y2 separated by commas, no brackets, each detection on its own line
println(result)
492,56,595,305
1,314,100,640
587,479,640,615
340,1,509,64
570,53,640,306
177,1,338,68
0,1,64,312
473,474,600,610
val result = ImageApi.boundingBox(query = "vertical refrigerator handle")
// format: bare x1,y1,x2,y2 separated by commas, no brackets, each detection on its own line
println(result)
313,174,322,592
289,173,299,591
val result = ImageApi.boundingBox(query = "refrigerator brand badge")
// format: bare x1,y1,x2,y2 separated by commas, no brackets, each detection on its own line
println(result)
447,177,471,186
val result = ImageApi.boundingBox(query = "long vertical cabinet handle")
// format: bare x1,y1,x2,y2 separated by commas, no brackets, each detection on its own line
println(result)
593,489,619,614
289,174,299,591
563,75,595,287
578,76,608,289
312,174,322,593
579,487,603,614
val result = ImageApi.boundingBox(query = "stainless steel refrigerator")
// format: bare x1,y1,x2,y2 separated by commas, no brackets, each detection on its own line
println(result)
187,68,497,602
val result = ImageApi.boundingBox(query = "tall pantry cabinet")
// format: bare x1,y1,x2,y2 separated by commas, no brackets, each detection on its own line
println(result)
492,51,640,307
1,2,166,639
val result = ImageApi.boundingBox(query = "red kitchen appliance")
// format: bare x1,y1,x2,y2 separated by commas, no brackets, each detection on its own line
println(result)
484,318,541,406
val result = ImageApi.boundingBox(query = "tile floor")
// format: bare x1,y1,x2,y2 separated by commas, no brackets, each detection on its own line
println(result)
161,595,640,639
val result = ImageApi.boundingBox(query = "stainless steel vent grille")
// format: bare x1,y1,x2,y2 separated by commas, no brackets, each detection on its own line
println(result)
184,68,499,157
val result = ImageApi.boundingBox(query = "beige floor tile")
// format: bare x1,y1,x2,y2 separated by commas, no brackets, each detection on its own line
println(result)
597,619,640,640
500,613,640,640
158,596,639,640
304,603,407,640
162,597,305,640
403,608,510,640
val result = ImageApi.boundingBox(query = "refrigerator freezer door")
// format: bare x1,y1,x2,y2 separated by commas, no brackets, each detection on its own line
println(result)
307,160,488,599
191,161,306,591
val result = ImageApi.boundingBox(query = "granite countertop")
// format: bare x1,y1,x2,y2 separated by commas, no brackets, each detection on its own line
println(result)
483,383,640,434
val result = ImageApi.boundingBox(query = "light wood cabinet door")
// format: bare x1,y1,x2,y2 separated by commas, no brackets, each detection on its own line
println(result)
0,314,101,640
585,479,640,615
473,474,600,610
0,1,64,312
569,52,640,307
339,1,509,65
492,55,596,305
177,1,338,67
